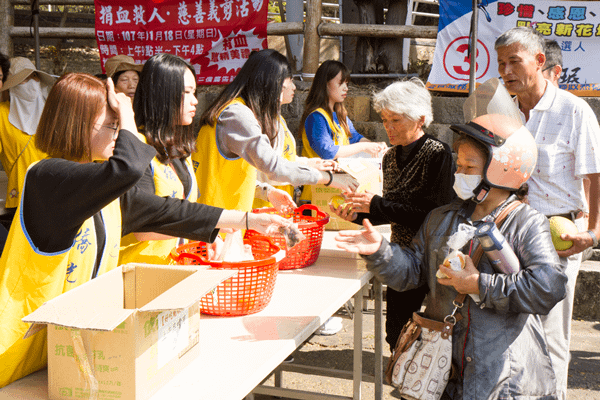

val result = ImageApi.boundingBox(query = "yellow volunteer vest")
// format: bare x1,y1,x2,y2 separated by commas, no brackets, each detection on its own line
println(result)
301,108,350,159
253,117,296,209
0,101,49,209
300,109,350,201
119,156,198,265
193,98,257,211
0,166,122,387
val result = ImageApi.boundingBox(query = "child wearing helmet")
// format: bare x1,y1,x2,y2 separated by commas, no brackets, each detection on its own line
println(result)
335,113,567,399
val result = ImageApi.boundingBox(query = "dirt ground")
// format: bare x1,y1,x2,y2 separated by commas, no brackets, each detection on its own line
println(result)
253,300,600,400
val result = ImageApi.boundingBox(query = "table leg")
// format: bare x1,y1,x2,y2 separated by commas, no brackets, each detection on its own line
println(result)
274,369,282,388
373,279,383,400
353,286,364,400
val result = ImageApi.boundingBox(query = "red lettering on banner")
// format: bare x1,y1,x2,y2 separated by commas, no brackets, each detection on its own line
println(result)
233,35,247,47
516,4,534,19
95,0,267,84
497,2,515,16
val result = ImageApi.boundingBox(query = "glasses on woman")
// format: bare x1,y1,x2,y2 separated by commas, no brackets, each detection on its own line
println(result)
95,123,119,138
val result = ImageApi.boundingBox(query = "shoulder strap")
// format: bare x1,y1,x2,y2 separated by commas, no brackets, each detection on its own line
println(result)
454,200,523,304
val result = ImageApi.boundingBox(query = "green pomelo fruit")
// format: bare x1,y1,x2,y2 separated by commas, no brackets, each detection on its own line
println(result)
549,216,578,251
328,195,346,209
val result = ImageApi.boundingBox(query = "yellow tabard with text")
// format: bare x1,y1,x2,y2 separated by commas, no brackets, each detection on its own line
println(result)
119,156,198,265
0,168,121,387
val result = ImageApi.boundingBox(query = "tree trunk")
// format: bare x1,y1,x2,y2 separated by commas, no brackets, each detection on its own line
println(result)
352,0,384,73
377,0,408,73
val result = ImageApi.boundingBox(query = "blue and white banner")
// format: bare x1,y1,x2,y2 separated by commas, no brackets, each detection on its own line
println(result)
426,0,600,96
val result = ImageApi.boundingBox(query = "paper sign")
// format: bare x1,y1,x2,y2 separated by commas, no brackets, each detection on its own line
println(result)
427,0,600,96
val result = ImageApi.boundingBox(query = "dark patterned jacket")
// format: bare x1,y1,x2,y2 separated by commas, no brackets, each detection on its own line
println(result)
355,133,455,246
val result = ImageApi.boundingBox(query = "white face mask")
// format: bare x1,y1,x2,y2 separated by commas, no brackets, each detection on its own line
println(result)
8,79,49,136
453,173,483,200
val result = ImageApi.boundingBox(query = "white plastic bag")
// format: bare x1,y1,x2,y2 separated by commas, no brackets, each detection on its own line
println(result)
218,230,254,262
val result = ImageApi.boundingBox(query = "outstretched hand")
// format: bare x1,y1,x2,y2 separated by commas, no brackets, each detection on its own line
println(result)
267,188,297,214
334,219,382,255
248,213,291,235
330,173,359,192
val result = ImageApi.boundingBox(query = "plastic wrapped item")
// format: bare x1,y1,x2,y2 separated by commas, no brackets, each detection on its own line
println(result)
463,78,522,124
219,230,254,262
278,221,307,249
436,224,477,279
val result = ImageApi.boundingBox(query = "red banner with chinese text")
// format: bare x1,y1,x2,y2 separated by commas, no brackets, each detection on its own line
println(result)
94,0,267,85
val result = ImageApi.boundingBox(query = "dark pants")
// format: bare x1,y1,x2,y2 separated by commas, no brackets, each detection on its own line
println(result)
385,284,429,351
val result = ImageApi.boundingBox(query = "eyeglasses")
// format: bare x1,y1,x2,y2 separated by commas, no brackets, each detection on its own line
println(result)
542,65,557,72
95,123,119,138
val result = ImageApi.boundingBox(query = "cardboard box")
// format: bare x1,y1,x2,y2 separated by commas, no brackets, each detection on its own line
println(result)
312,158,383,230
23,264,235,400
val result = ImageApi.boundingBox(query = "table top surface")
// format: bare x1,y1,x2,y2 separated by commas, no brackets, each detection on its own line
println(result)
0,240,374,400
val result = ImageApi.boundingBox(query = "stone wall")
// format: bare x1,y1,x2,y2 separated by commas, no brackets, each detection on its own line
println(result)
214,82,600,157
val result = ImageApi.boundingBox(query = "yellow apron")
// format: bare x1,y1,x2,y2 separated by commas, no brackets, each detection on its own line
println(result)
119,156,198,265
300,109,350,201
193,98,257,212
0,101,49,209
253,116,296,209
0,165,122,387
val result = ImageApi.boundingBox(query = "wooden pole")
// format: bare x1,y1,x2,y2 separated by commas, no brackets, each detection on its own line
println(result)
9,23,306,39
469,0,479,95
33,0,40,68
302,0,322,80
267,22,304,36
0,0,14,56
319,23,437,39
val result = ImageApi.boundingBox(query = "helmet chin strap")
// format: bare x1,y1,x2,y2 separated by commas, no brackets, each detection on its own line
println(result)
464,181,491,219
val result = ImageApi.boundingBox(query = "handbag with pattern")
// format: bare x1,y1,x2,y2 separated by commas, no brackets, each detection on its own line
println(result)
385,307,460,400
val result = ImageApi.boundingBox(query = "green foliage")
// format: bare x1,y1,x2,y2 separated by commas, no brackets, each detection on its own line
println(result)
268,0,284,23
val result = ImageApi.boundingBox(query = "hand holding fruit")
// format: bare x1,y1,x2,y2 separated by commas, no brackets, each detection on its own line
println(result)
437,252,481,295
549,216,591,257
344,191,375,214
328,195,357,222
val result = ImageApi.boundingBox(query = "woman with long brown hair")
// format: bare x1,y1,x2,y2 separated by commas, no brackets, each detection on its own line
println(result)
193,50,358,213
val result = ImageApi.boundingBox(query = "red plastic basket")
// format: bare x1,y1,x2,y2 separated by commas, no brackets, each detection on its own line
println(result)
170,236,282,316
244,204,330,270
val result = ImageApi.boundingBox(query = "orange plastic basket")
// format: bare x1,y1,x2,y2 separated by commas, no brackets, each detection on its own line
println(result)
170,236,282,316
244,204,330,270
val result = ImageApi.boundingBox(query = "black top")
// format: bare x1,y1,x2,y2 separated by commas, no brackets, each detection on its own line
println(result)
354,134,456,246
23,130,222,253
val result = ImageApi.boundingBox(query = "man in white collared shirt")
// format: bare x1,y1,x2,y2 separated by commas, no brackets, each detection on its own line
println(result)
494,27,600,399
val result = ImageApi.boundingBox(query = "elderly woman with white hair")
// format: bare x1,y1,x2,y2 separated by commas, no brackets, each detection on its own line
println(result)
330,78,455,350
